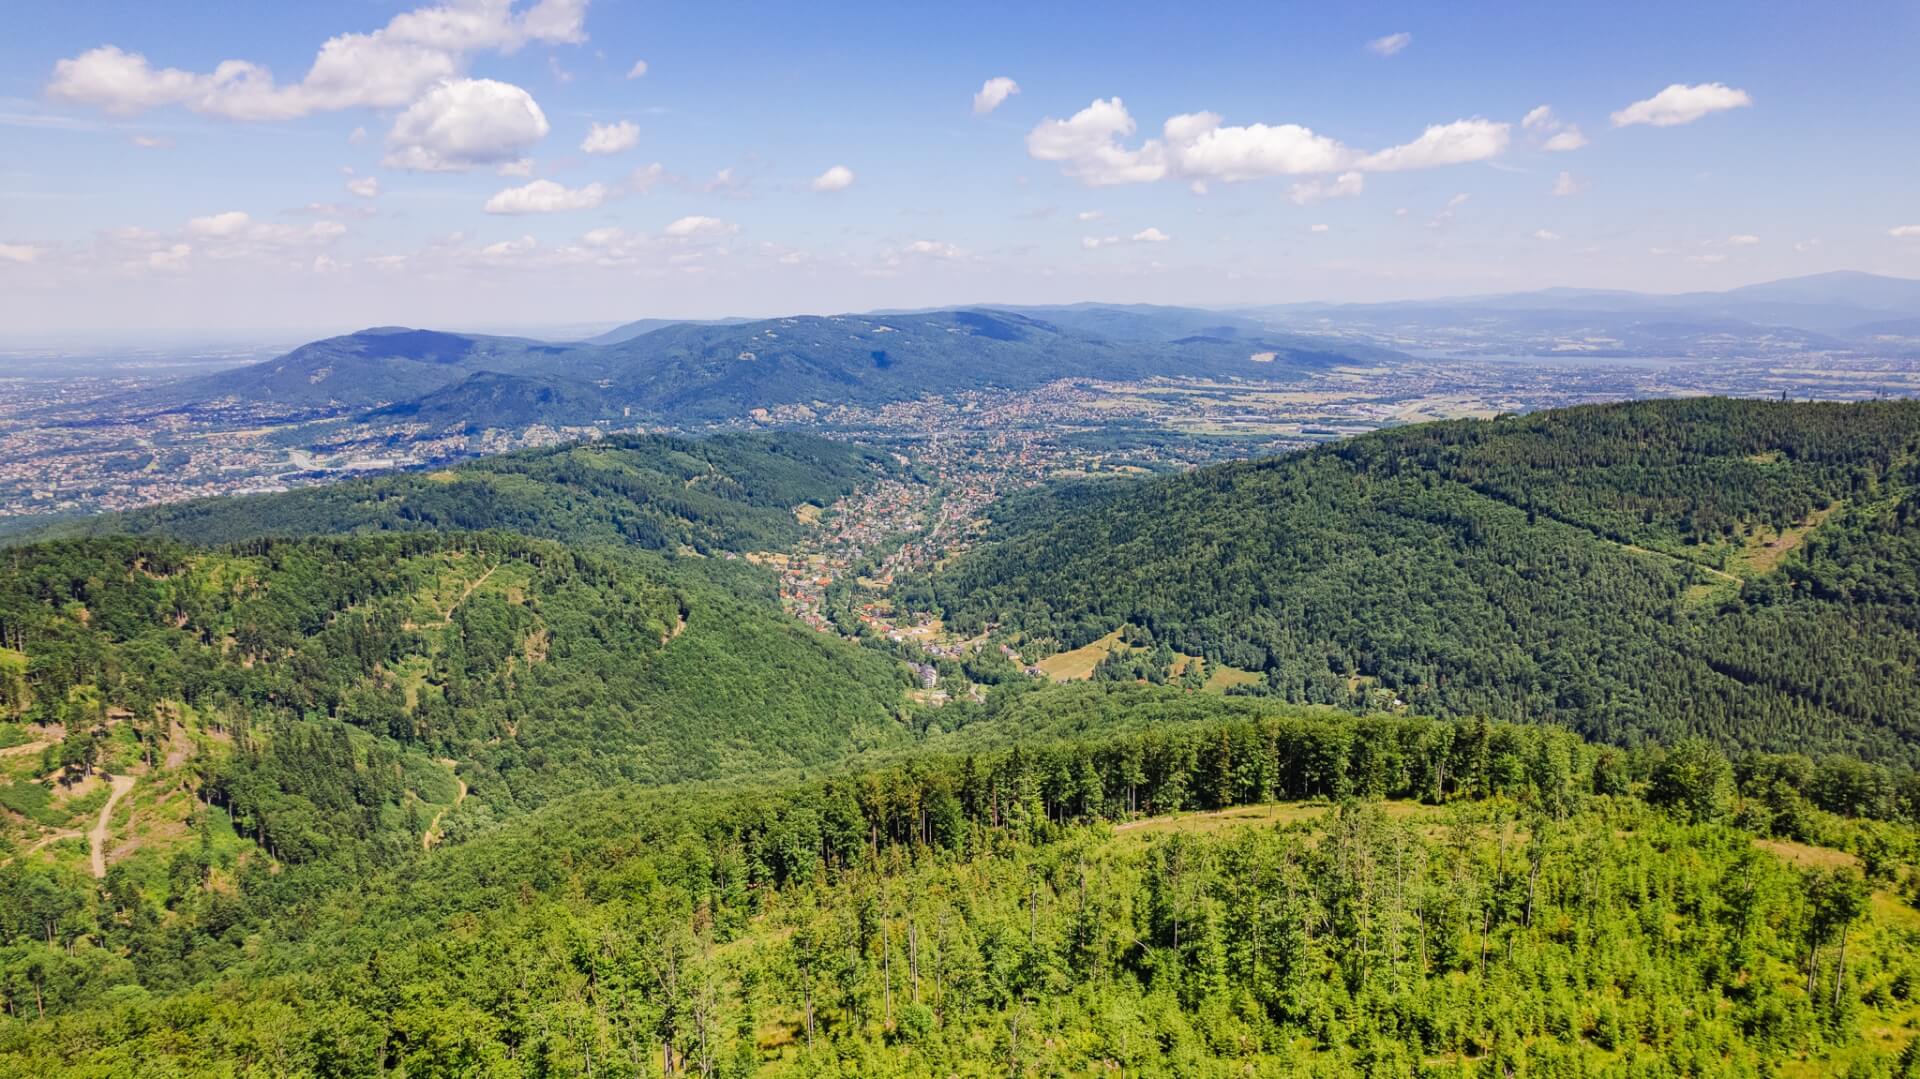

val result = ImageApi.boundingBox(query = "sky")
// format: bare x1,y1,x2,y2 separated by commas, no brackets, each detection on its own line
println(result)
3,0,1918,337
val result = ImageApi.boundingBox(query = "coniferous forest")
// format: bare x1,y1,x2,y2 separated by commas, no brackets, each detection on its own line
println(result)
3,403,1920,1076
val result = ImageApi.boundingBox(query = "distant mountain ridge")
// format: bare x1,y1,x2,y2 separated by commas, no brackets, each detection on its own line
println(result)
135,305,1396,428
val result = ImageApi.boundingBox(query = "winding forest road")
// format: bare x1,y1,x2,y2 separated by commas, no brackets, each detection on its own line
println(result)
90,774,135,878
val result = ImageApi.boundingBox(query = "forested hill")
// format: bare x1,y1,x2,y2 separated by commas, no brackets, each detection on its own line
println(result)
16,431,896,553
132,307,1390,425
932,397,1920,763
0,532,909,872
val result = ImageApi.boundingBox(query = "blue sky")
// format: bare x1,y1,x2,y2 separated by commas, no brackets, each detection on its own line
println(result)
2,0,1918,336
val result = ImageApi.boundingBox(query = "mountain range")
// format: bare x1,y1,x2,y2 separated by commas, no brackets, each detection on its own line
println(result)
135,307,1391,429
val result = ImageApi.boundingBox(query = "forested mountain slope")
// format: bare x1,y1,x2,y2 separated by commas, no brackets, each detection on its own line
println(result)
18,431,896,553
0,532,909,881
933,398,1920,763
7,689,1920,1075
131,308,1387,425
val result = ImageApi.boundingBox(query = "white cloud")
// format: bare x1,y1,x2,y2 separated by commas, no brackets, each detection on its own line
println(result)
1166,112,1353,180
1726,234,1761,246
1532,229,1561,241
1082,235,1120,250
147,243,192,273
664,215,737,239
906,239,964,259
1794,238,1820,252
1356,118,1510,171
1077,210,1104,221
385,78,550,171
1611,82,1752,127
1308,223,1330,233
346,176,381,198
626,59,648,79
1523,105,1588,151
580,119,638,154
1543,129,1588,152
0,243,44,264
496,157,535,177
348,125,368,144
1366,32,1412,57
628,162,666,193
187,211,252,238
810,164,856,192
1889,225,1920,239
1290,170,1364,204
1025,98,1167,185
1132,227,1170,243
973,76,1020,115
131,134,171,149
46,0,586,121
1029,99,1509,186
484,178,606,213
1447,193,1470,208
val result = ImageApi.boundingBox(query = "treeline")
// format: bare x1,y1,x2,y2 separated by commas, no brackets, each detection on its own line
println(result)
14,431,899,554
2,696,1918,1075
933,398,1920,764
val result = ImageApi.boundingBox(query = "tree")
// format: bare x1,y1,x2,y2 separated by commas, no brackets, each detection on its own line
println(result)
1648,739,1735,823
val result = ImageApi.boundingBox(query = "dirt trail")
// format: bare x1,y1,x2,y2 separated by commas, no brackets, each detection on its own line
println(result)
408,565,500,630
1621,543,1741,584
0,724,65,760
90,774,135,878
422,759,469,850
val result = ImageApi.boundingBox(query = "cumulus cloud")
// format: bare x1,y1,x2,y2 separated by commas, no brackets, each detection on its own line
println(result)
1611,82,1752,127
626,59,648,79
1888,225,1920,239
1077,210,1103,221
1290,170,1363,204
1132,227,1169,243
1522,105,1588,151
1165,111,1353,180
664,215,737,238
187,211,252,238
384,78,550,171
973,76,1020,115
1354,118,1510,171
1029,98,1508,186
346,176,381,198
1533,229,1561,241
580,119,638,154
1082,235,1120,250
810,164,856,191
1366,32,1411,57
1025,98,1167,185
484,178,606,213
46,0,586,121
